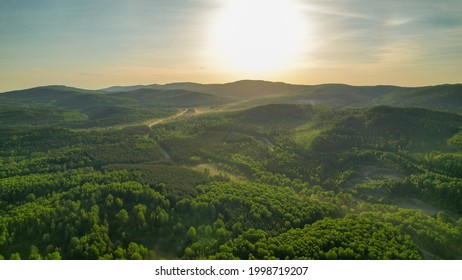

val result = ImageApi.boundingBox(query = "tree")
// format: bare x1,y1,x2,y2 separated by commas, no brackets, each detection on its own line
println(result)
130,252,142,260
9,252,21,260
156,208,169,225
29,245,42,260
45,252,62,260
187,226,197,241
133,204,147,226
105,194,114,207
116,209,129,224
115,197,123,208
127,242,148,260
114,247,126,260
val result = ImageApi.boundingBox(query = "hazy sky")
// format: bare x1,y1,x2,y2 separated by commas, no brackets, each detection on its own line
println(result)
1,0,461,91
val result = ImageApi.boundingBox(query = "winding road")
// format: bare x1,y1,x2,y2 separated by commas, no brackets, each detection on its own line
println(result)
148,109,189,127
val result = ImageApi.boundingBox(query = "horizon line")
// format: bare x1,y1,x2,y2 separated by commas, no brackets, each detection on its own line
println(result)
2,79,461,93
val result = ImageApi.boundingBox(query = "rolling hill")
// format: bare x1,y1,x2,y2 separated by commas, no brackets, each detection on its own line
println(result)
0,86,233,128
103,80,307,99
102,80,462,113
1,81,461,260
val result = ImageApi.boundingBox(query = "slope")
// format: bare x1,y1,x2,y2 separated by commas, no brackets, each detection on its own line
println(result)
0,86,233,128
102,80,462,113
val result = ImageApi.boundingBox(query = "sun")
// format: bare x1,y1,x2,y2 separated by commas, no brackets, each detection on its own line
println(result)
210,0,306,74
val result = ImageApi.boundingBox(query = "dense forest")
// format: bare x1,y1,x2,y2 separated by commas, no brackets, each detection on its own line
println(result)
0,81,461,260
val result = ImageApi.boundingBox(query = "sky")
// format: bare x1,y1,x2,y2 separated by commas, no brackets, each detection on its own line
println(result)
0,0,461,91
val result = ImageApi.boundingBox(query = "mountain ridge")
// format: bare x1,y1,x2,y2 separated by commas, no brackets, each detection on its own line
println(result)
1,80,461,114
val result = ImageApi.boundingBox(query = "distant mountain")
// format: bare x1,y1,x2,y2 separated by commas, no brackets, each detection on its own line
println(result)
2,81,462,115
103,82,205,93
188,80,308,98
100,80,462,113
0,85,234,128
379,84,462,113
0,86,232,109
284,84,402,106
102,80,307,99
0,86,98,105
110,88,234,107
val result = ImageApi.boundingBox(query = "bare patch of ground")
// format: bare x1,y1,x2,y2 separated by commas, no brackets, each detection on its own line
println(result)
391,197,440,216
346,165,406,190
357,165,406,182
189,163,246,182
146,109,189,127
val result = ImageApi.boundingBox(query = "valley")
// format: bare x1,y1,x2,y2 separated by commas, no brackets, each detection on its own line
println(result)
0,80,461,260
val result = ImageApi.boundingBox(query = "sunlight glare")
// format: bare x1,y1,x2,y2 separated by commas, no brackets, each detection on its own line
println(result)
210,0,307,74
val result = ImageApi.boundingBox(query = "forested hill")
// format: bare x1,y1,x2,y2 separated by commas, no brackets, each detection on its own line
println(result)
0,86,231,128
0,86,231,108
103,80,307,99
1,81,462,260
1,100,461,260
2,81,461,115
101,80,462,113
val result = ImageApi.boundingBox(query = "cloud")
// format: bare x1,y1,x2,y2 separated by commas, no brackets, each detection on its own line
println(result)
374,40,423,65
298,0,462,69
